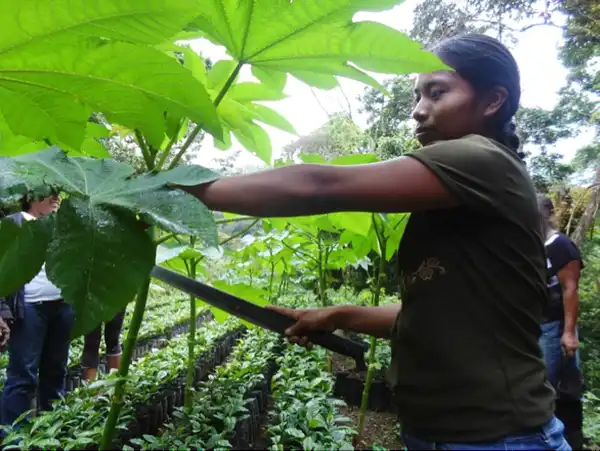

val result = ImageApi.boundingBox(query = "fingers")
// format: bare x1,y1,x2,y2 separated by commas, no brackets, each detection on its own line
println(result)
265,305,299,318
288,335,313,350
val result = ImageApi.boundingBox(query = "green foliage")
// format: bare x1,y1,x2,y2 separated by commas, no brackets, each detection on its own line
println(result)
283,113,371,162
0,215,54,298
579,234,600,443
0,2,451,444
189,0,447,91
0,148,220,335
132,329,279,450
1,318,240,449
268,345,355,451
0,0,222,150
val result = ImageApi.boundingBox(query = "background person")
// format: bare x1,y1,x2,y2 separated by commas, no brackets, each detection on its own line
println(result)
180,34,569,450
81,311,125,381
537,195,585,449
0,193,74,428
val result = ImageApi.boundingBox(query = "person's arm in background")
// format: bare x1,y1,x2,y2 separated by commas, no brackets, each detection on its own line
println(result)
557,260,581,357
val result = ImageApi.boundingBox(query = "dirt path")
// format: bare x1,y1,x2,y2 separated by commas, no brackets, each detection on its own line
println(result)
340,404,404,450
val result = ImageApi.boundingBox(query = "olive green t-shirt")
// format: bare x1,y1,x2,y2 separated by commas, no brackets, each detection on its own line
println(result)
388,134,554,443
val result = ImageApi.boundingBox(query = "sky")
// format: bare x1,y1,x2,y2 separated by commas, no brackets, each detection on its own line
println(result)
189,0,594,170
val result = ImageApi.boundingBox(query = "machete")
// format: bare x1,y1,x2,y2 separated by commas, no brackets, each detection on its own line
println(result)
151,265,367,370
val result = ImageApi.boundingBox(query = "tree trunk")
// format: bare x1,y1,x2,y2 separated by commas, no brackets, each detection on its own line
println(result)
572,166,600,247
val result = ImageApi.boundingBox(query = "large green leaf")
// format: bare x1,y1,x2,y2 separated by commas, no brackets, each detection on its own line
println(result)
190,0,448,91
46,198,155,337
201,62,296,164
2,147,221,245
0,0,203,58
0,215,55,297
0,41,221,149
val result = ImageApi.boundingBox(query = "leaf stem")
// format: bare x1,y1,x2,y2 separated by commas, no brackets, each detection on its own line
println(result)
215,216,257,224
357,216,387,441
166,128,204,170
184,237,198,415
155,121,184,171
155,232,179,245
167,61,243,169
135,130,154,170
99,230,154,450
219,219,259,246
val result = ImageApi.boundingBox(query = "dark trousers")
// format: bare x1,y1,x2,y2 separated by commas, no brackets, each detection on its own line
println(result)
82,310,125,369
1,301,74,427
539,320,584,449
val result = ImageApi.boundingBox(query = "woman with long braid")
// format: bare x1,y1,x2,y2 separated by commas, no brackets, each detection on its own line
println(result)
180,34,569,449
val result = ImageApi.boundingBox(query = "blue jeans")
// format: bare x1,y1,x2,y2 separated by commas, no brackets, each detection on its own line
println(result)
402,416,571,450
1,301,74,427
539,320,580,391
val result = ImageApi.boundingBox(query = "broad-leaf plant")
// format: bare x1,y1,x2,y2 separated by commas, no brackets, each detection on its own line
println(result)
0,0,444,447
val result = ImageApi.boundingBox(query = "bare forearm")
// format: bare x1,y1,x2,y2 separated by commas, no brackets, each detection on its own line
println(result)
180,165,340,217
563,290,579,334
332,304,401,339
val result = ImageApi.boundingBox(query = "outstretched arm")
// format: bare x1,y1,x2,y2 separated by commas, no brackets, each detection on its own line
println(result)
180,156,457,217
268,304,402,341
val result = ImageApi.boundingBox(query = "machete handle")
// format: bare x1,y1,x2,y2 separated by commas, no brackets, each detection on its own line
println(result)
264,308,368,370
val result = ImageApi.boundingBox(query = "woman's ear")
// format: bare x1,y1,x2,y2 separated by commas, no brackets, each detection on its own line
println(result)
482,86,509,118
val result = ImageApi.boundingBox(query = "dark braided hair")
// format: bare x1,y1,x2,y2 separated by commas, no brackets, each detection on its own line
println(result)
431,34,525,160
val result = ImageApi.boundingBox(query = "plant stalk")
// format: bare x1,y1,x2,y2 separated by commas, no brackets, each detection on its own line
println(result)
215,216,257,225
219,219,259,246
155,120,184,171
357,336,378,439
99,234,154,450
357,218,387,441
167,62,243,170
184,237,198,415
134,130,154,170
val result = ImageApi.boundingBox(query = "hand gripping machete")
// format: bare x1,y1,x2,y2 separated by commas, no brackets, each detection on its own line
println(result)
151,266,367,370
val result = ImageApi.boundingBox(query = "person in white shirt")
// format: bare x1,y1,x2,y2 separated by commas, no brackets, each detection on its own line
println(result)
0,193,74,429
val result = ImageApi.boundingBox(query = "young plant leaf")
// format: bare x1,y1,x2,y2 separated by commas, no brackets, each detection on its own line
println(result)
231,122,272,164
229,83,287,102
251,66,287,92
46,198,155,338
0,215,54,297
156,244,189,265
249,105,297,135
191,0,448,91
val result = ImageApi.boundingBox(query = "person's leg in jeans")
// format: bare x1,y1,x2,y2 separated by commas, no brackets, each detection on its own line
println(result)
539,321,584,448
82,322,102,381
104,310,125,372
556,333,584,449
539,320,562,388
401,416,571,450
1,303,48,427
37,302,74,411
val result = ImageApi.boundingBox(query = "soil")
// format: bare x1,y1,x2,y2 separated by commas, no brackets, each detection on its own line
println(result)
331,353,368,379
341,404,403,450
330,352,390,382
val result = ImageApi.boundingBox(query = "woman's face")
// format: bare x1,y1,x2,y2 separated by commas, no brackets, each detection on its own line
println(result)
34,194,60,216
411,71,490,146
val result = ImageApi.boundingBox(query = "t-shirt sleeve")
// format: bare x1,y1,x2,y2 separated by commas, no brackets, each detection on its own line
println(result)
547,233,584,273
406,136,523,214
